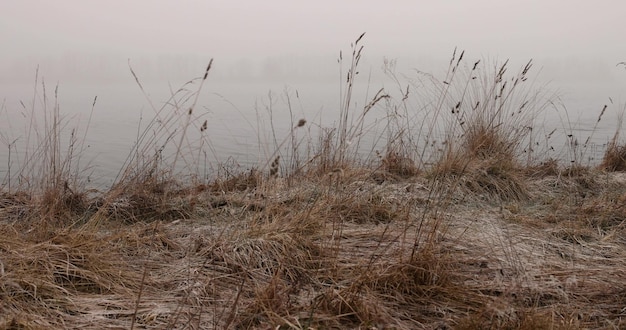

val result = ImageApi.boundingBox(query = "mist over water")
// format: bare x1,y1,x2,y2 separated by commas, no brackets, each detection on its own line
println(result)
1,58,624,189
1,1,625,188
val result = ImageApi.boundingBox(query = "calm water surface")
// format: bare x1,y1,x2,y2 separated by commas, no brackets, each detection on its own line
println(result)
1,74,625,189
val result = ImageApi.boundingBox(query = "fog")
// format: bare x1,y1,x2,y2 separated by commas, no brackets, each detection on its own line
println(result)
2,1,626,185
2,1,625,84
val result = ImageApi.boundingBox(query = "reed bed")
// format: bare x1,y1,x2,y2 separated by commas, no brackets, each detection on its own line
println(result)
1,35,626,329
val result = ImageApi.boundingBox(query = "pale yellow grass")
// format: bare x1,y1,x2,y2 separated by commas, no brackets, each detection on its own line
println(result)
1,169,625,329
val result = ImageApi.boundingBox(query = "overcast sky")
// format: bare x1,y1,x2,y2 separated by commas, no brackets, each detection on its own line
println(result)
1,0,625,83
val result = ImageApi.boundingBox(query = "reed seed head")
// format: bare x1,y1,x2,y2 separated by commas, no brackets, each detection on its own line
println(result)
269,156,280,177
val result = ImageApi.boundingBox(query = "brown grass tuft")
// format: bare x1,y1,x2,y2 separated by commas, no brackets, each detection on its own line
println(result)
428,59,544,201
209,168,260,193
525,158,560,177
269,155,280,177
431,148,529,200
455,307,580,330
601,139,626,171
381,150,419,178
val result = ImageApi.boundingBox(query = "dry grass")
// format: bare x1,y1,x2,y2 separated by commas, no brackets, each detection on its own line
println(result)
424,57,546,202
601,136,626,172
2,38,626,329
2,169,626,329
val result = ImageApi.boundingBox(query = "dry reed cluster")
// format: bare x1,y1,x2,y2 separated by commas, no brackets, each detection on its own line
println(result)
1,35,626,329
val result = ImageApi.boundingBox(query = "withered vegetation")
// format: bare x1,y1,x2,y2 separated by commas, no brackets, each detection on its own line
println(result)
1,37,626,329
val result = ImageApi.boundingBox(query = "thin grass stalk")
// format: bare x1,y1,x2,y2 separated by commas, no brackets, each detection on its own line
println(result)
171,59,213,174
20,67,40,190
115,61,216,188
337,33,365,166
417,49,463,166
222,279,246,329
130,255,150,330
286,88,297,175
350,70,375,164
267,91,279,155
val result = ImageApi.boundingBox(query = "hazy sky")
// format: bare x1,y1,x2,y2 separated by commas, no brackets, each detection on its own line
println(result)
1,0,625,83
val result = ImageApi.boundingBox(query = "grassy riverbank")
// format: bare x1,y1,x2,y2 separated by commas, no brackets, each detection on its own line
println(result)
2,159,626,329
1,38,626,329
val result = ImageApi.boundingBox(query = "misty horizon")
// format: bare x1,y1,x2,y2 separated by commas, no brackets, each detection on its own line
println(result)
2,0,626,184
2,1,625,86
